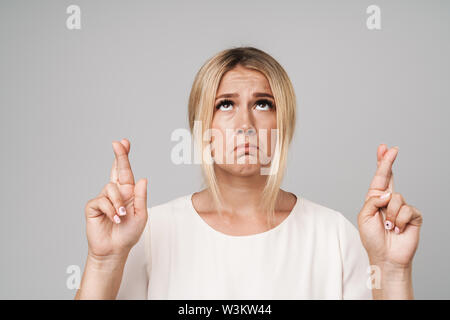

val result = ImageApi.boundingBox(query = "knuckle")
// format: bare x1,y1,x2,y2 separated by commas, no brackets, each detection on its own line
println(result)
413,206,423,217
109,182,121,193
386,197,398,214
87,197,99,208
396,206,411,225
396,212,409,225
84,198,94,211
105,182,115,192
386,209,395,219
404,204,413,215
395,218,406,227
104,191,116,203
386,209,394,218
85,198,94,206
367,197,379,209
99,184,108,197
393,192,402,202
98,196,110,207
106,186,121,204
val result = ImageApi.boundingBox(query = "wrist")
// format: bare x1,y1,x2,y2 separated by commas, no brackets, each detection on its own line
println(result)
369,259,414,299
86,250,130,272
76,251,130,300
369,259,412,282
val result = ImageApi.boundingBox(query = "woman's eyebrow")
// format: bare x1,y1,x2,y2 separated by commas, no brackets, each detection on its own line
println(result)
253,92,274,99
215,92,274,100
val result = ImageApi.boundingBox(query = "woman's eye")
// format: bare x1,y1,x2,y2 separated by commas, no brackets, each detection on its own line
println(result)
215,100,234,111
255,100,275,110
215,99,274,111
219,104,233,111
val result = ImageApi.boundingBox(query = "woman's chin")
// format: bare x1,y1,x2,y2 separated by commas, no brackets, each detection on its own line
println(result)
216,162,264,177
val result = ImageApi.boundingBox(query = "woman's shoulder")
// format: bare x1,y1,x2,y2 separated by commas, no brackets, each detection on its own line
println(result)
297,195,358,232
146,193,192,220
298,196,364,259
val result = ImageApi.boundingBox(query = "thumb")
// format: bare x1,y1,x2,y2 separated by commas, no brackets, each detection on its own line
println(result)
134,178,148,217
359,191,391,220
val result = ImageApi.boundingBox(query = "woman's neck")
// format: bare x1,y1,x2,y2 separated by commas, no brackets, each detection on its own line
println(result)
212,166,272,216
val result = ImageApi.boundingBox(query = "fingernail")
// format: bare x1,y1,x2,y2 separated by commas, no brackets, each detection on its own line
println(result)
118,206,127,216
385,220,393,230
113,215,121,224
394,226,400,234
380,192,391,199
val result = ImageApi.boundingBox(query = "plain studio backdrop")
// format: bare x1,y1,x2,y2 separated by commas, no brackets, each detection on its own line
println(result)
0,0,449,299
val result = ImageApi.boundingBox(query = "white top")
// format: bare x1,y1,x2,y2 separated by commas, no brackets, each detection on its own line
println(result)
116,193,373,300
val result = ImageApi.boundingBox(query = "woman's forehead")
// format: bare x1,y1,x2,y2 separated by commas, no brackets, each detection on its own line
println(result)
217,67,272,95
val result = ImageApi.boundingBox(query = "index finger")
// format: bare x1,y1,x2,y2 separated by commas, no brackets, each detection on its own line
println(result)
369,146,398,192
112,139,135,185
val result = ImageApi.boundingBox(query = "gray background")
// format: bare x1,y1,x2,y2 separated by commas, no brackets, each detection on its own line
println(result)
0,0,448,299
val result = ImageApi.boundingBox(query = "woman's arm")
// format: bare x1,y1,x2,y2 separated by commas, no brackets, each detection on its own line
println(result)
75,252,129,300
358,145,423,300
76,138,148,299
370,260,414,299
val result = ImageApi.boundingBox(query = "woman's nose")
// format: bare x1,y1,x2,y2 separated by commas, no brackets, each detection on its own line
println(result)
236,126,256,136
234,107,256,136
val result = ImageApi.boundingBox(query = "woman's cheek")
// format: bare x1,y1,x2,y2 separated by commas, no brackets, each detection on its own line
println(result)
259,132,270,159
209,128,228,163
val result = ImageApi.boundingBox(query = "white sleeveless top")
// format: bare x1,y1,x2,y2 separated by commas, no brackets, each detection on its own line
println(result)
116,193,373,299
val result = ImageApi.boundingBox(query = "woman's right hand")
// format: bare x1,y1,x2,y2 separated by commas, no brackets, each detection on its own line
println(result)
84,138,148,261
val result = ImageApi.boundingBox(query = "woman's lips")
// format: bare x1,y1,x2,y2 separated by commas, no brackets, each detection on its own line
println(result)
234,143,258,152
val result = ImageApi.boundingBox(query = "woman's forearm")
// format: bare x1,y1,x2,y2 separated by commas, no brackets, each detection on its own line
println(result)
75,252,129,300
370,260,414,300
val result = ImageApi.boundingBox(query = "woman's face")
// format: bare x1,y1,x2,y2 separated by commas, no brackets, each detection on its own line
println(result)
210,65,277,177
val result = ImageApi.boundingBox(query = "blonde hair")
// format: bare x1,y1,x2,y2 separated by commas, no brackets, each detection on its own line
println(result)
188,46,297,228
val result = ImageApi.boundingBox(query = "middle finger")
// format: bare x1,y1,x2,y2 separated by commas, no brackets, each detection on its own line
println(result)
369,146,398,192
112,140,135,185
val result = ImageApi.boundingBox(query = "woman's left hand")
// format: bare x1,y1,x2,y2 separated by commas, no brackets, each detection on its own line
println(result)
357,144,423,270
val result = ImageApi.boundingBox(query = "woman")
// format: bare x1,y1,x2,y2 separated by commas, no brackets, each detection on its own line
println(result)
75,47,423,300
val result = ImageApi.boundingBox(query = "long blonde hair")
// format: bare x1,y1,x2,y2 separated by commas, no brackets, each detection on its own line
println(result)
188,46,297,228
